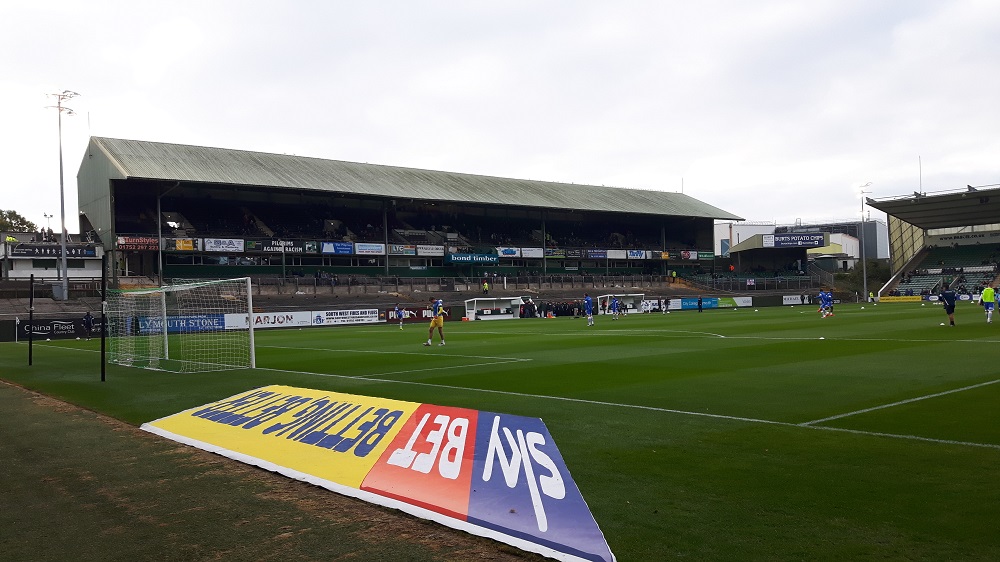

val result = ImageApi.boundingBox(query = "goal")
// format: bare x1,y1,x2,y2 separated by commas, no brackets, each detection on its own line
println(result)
595,293,645,315
105,277,256,372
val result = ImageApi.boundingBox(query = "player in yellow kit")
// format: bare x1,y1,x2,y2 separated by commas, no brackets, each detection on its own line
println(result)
981,285,996,324
424,296,448,346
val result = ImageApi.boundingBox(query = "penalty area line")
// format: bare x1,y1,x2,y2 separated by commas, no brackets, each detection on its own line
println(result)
800,378,1000,426
807,425,1000,450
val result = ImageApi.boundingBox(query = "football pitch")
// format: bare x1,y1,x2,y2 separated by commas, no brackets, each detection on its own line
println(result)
3,301,1000,561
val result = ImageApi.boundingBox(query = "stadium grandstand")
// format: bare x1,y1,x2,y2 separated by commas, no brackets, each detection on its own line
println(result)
76,137,742,287
867,184,1000,299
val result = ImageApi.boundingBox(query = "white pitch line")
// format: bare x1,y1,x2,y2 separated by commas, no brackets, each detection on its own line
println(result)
462,329,728,338
597,329,727,338
354,359,529,379
804,425,1000,450
456,331,1000,344
258,344,530,362
257,365,1000,450
721,335,1000,344
800,378,1000,426
10,344,1000,450
257,365,787,424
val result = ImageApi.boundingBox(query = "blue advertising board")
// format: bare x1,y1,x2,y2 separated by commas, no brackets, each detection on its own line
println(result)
679,297,718,310
137,314,226,335
321,241,354,255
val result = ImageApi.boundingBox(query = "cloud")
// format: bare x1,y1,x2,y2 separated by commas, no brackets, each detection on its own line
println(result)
1,0,998,232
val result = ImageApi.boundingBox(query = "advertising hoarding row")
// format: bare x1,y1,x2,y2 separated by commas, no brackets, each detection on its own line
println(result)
222,309,385,330
115,234,716,261
11,317,104,340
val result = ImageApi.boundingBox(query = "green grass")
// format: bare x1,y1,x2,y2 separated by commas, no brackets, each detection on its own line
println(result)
3,301,1000,561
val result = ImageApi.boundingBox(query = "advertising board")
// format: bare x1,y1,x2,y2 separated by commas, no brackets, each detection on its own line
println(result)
142,386,616,562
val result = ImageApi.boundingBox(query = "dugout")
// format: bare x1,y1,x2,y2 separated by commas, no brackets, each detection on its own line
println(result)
76,137,740,285
463,297,525,320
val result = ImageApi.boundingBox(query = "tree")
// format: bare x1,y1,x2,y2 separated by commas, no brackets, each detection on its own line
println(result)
835,258,892,297
0,210,38,232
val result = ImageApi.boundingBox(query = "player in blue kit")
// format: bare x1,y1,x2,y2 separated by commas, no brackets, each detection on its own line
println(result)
981,285,996,324
394,303,404,329
939,283,957,326
817,289,833,318
584,293,594,326
610,296,619,320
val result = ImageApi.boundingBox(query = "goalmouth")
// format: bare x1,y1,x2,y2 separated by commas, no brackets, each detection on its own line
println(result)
105,277,256,372
595,293,645,315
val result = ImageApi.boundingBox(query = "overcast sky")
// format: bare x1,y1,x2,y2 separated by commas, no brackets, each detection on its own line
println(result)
2,1,998,234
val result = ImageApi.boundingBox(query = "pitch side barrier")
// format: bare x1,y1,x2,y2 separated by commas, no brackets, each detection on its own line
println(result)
924,293,979,303
223,307,455,331
0,307,455,340
0,317,105,342
878,296,923,303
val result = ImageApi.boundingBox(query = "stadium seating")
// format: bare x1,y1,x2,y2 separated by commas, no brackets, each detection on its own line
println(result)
889,243,1000,296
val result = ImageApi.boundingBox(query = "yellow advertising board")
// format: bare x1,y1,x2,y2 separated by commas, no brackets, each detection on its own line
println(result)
144,385,419,487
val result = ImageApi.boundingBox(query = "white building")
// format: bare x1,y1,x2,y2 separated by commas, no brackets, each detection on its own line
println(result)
1,232,104,280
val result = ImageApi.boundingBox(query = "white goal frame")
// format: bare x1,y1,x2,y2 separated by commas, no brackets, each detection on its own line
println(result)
595,293,645,315
105,277,256,372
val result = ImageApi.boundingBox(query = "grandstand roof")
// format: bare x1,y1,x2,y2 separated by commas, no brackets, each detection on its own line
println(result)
88,137,741,220
867,185,1000,230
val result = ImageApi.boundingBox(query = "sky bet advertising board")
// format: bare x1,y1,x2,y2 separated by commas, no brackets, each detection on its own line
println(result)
142,386,615,562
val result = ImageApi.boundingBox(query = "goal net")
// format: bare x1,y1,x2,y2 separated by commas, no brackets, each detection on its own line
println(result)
105,277,256,372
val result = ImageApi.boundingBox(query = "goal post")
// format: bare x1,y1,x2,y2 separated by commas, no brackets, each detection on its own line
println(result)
105,277,255,372
595,293,645,315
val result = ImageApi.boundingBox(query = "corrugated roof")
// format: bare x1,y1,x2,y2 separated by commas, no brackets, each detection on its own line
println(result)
867,187,1000,230
91,137,742,220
